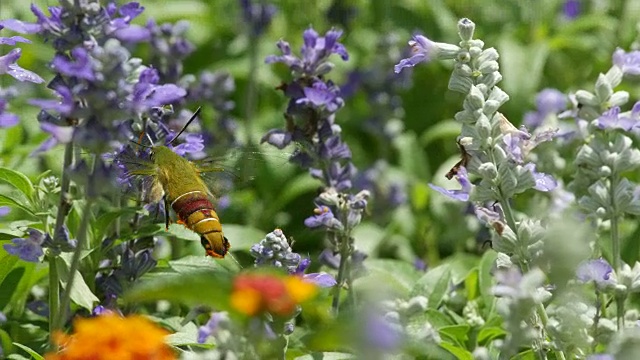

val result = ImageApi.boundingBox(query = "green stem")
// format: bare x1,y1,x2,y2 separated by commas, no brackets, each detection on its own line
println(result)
331,232,351,314
244,31,259,147
610,175,624,329
47,255,60,349
54,198,93,330
49,141,74,342
501,199,566,360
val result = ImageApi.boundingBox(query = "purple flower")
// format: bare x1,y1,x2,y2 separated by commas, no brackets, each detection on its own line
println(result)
492,267,524,298
265,27,348,76
198,312,228,343
303,272,337,287
0,98,19,127
297,81,343,112
596,105,639,131
0,33,30,45
429,166,472,201
563,0,581,19
3,229,46,262
0,48,44,83
365,313,403,351
503,133,525,163
304,205,344,230
586,355,614,360
537,88,567,114
29,86,75,115
52,47,96,81
319,136,352,160
171,133,205,156
524,163,558,192
261,129,292,149
239,0,277,36
106,2,151,43
0,206,9,217
414,258,427,271
613,48,640,76
130,68,186,111
394,35,437,73
576,259,613,288
0,18,41,34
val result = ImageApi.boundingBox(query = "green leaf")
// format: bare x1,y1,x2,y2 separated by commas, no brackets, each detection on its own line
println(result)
446,253,480,285
411,263,452,308
439,325,471,347
512,349,536,360
164,223,199,242
423,309,455,328
168,255,234,274
0,266,25,310
439,342,473,360
222,224,266,251
12,343,44,360
0,249,19,288
0,167,34,199
420,120,461,147
394,131,430,180
294,353,356,360
92,207,139,241
477,326,507,345
57,258,99,311
352,223,386,255
354,259,421,297
465,269,479,301
165,322,201,346
125,268,232,308
479,251,498,315
0,194,35,216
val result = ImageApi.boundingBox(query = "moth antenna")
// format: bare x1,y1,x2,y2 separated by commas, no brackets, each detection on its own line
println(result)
226,251,243,269
168,107,202,146
129,139,154,149
145,132,155,146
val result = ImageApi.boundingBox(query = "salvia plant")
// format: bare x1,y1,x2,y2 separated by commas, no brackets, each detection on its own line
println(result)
3,0,640,359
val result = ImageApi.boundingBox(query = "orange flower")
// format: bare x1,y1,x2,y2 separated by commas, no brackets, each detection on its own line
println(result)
45,314,175,360
230,273,317,317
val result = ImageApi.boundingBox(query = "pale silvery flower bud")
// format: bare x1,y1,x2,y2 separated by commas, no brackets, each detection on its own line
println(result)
609,91,629,107
478,72,502,89
595,73,613,102
475,114,492,139
454,63,473,77
575,90,599,106
478,162,498,179
478,60,499,74
467,85,486,110
449,74,473,94
457,18,476,41
434,42,462,60
605,65,623,88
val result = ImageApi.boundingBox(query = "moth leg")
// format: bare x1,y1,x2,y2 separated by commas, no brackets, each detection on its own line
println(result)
164,196,170,230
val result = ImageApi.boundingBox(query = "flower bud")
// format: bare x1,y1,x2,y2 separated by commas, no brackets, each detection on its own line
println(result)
575,90,599,106
605,65,623,88
448,74,473,94
609,91,629,107
478,162,498,179
479,60,499,74
458,18,476,41
435,42,461,60
466,85,486,110
595,73,613,102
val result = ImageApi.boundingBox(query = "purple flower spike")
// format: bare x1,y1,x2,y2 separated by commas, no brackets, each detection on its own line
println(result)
0,19,41,34
0,48,44,83
265,27,348,76
29,86,75,115
3,229,46,262
536,88,567,115
394,35,437,73
304,205,344,230
428,166,472,201
576,259,613,288
613,48,640,76
171,133,205,156
0,35,30,45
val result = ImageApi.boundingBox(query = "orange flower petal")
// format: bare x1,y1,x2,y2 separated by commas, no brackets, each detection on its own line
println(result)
231,288,262,316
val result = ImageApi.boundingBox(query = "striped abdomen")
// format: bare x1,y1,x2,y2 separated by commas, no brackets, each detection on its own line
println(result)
170,190,230,258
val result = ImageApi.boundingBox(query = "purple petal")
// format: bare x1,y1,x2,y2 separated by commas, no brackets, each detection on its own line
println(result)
428,183,469,201
0,206,10,217
142,84,186,107
41,123,73,143
114,25,151,43
0,113,19,127
119,2,145,18
0,19,41,34
577,259,613,287
260,129,292,149
7,64,44,83
0,36,31,45
303,272,337,287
